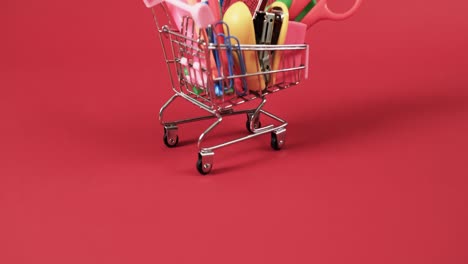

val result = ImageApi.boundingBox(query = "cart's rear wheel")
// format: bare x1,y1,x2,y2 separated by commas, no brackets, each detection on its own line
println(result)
163,134,178,147
163,126,179,148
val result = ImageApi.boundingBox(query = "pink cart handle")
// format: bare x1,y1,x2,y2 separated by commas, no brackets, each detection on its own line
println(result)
301,0,363,29
142,0,216,28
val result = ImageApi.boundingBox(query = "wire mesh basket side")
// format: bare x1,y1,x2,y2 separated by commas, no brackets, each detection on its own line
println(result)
151,3,219,105
150,1,308,110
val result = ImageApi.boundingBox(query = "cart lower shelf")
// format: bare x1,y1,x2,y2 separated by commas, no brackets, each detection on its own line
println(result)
160,92,287,175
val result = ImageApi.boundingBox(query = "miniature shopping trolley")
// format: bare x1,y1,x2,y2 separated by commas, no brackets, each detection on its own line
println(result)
143,0,310,174
143,0,361,174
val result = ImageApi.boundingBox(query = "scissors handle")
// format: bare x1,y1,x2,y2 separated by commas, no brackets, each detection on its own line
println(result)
301,0,363,29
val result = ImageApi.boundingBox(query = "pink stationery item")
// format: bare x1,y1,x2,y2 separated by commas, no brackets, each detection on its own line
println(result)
299,0,362,29
180,57,208,87
143,0,215,29
276,21,307,84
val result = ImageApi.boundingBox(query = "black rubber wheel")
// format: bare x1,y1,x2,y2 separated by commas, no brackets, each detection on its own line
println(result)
196,155,211,175
271,132,281,151
163,128,179,148
246,119,261,133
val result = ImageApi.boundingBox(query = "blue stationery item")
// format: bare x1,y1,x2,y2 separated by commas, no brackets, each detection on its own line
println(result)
214,21,248,96
207,26,224,96
202,0,224,96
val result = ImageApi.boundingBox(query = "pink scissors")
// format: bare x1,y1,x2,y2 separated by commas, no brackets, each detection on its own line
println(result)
296,0,363,29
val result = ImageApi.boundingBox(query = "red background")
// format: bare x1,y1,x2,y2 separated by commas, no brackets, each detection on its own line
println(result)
1,0,468,263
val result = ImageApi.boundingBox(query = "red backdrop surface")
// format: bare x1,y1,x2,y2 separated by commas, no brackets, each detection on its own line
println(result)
1,0,468,263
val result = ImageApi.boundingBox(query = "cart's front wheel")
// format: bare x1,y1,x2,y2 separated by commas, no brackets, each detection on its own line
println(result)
271,129,286,150
163,126,179,148
196,152,214,175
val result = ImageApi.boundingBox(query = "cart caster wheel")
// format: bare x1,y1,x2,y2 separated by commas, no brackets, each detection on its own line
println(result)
271,128,286,151
163,126,179,148
196,151,214,175
246,113,261,133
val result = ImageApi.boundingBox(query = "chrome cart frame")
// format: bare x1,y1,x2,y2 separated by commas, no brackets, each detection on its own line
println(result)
147,1,309,174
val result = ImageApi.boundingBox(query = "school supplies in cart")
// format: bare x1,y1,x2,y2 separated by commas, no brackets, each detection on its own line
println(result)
142,0,360,174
